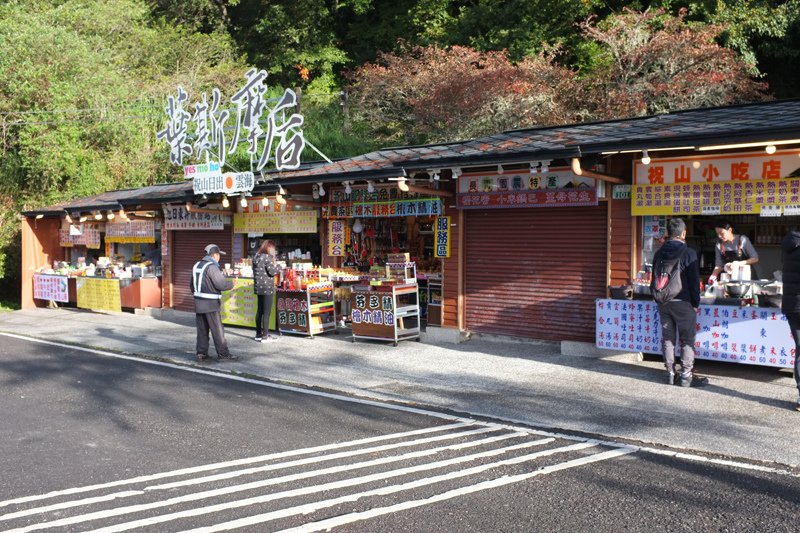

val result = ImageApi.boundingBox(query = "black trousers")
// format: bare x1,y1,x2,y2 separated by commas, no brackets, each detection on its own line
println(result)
255,293,274,337
196,311,230,357
785,312,800,393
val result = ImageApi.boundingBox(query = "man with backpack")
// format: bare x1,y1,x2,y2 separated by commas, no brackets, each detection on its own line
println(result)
651,218,708,387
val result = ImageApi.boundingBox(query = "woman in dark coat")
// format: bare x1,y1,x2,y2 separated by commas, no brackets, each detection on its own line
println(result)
781,229,800,411
253,240,280,342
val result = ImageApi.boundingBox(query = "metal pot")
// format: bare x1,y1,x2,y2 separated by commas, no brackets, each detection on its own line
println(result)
725,282,751,298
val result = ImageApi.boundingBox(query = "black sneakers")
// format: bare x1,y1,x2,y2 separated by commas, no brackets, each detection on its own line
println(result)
196,353,211,363
680,374,709,388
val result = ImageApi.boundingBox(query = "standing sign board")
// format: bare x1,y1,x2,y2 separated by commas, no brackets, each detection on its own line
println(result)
33,274,69,303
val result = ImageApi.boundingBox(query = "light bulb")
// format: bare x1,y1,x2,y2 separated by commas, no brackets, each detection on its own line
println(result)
222,196,230,208
35,214,44,220
530,162,539,174
65,213,73,223
641,150,651,165
94,212,103,220
276,193,287,205
107,210,115,220
431,171,440,181
398,179,409,192
312,184,320,200
278,185,286,195
240,195,248,208
344,181,352,194
541,161,550,173
766,144,777,154
497,165,504,175
119,209,126,219
571,158,582,176
318,182,326,196
692,161,701,169
185,202,192,212
79,216,87,223
261,197,269,207
451,167,462,178
367,180,375,193
352,218,363,234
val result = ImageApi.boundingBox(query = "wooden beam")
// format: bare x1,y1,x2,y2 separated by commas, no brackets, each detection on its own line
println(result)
581,169,625,184
405,184,455,197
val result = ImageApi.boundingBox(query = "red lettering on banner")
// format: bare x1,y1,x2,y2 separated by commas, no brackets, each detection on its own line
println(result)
647,166,665,184
762,160,782,179
730,162,750,181
702,163,720,182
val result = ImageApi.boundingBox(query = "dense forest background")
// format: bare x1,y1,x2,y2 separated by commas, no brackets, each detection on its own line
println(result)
3,0,800,304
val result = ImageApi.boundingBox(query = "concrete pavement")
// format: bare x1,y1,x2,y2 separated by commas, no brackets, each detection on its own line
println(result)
0,307,798,467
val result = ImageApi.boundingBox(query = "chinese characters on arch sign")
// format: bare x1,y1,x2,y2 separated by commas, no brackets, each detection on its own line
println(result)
157,68,307,179
632,150,800,216
456,169,597,209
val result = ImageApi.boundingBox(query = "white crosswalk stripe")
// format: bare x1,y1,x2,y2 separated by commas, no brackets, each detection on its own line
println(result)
1,421,636,533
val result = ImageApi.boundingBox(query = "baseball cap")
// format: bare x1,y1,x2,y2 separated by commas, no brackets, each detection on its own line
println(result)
204,244,226,256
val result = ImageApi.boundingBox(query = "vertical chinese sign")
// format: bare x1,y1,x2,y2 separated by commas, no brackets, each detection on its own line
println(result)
434,216,451,258
328,220,345,257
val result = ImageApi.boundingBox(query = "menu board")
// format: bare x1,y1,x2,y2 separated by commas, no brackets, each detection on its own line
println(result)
105,221,155,243
276,290,310,333
596,299,794,369
234,200,317,234
221,278,255,327
33,274,69,303
350,289,396,338
59,226,101,248
163,206,227,230
76,278,121,312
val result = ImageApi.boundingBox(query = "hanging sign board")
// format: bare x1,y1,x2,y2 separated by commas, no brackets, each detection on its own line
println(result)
434,216,451,258
105,220,156,243
632,150,800,216
193,171,255,195
33,274,69,303
327,220,346,256
323,185,443,219
183,161,222,180
456,169,597,209
234,198,317,233
76,278,121,313
163,205,227,230
59,226,101,248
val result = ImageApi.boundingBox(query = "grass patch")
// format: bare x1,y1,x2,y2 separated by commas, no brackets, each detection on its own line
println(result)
0,300,20,313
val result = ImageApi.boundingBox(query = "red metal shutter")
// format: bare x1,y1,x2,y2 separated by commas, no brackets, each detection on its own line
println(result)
464,205,608,342
171,228,233,312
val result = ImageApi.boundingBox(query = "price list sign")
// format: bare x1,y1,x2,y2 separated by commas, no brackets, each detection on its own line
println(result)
277,291,310,333
33,274,69,303
76,278,121,313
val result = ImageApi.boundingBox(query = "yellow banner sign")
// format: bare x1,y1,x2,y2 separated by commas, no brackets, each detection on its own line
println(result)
220,277,276,329
76,278,121,312
632,178,800,216
233,210,317,234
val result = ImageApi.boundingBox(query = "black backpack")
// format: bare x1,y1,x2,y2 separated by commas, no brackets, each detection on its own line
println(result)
652,246,687,305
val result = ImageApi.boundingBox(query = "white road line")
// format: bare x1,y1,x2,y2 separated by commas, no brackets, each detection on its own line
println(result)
0,421,474,510
12,438,565,533
147,426,502,491
171,442,610,533
275,447,637,533
1,428,516,522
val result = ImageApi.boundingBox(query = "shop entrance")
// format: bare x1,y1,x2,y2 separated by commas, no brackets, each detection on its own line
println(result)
464,205,608,342
171,228,233,312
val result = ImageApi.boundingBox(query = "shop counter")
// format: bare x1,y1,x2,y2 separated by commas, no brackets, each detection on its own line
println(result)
119,277,162,309
275,283,337,337
220,277,276,330
596,298,794,369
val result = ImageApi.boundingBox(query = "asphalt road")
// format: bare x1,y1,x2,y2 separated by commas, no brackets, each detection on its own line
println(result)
2,336,799,533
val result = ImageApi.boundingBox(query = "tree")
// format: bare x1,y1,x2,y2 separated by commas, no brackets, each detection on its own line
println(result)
0,0,246,295
348,44,582,145
580,8,771,119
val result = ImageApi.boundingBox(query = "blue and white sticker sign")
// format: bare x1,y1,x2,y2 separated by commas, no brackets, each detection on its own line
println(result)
193,171,255,195
434,216,451,258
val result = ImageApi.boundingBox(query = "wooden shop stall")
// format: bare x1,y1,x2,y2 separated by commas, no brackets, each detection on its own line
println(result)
598,148,797,369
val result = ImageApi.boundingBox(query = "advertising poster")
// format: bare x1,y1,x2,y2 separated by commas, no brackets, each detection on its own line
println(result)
33,274,69,303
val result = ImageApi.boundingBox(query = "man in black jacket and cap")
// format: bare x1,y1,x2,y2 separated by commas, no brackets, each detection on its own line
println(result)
781,229,800,411
652,218,708,387
192,244,237,362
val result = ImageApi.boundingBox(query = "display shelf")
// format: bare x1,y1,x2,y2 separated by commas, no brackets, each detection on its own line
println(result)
417,275,442,326
350,283,421,346
276,282,337,338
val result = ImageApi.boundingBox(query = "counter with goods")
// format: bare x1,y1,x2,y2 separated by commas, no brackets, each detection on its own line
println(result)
276,282,337,337
596,295,793,369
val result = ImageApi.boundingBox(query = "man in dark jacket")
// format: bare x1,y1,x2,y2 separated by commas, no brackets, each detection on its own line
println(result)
651,218,707,387
192,244,237,362
781,230,800,411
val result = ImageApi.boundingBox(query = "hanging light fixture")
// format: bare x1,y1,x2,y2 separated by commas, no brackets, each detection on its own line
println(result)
94,211,103,220
398,178,410,192
107,210,115,220
766,144,777,154
641,150,651,165
35,214,44,220
278,185,286,195
451,167,462,178
79,215,88,223
261,196,269,207
312,184,320,200
240,194,248,208
692,161,701,169
529,162,540,174
64,212,73,224
430,170,440,182
571,158,582,176
541,160,550,173
318,182,326,197
185,202,192,213
221,196,230,208
352,218,363,234
344,181,352,195
367,180,375,193
497,164,504,175
276,192,287,205
118,208,126,219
